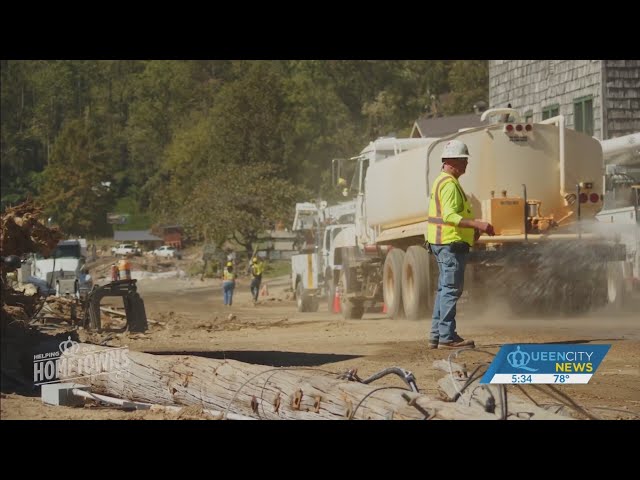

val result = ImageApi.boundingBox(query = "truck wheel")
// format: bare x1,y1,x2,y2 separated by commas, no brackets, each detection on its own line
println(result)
383,249,405,319
402,246,430,320
607,261,625,308
338,269,364,319
296,282,315,312
341,299,364,320
309,297,319,313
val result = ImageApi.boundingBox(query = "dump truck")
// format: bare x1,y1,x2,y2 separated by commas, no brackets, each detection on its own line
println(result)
333,108,626,319
290,200,356,312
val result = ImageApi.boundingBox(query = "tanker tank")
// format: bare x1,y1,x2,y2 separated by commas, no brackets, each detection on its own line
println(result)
365,124,603,233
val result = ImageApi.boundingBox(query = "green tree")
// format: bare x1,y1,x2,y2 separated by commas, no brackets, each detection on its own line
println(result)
126,60,213,207
445,60,488,114
179,162,309,255
37,119,114,236
282,61,363,191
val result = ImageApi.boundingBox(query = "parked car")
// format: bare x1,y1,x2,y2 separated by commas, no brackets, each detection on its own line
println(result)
153,245,181,259
111,244,141,256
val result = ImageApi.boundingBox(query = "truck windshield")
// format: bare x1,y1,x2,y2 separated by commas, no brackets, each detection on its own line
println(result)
35,243,81,259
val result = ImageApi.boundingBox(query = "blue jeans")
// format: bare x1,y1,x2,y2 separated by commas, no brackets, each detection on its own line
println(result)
430,244,467,343
223,281,235,305
250,276,262,301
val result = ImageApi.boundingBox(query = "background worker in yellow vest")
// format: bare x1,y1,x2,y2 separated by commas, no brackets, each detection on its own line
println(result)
222,261,236,306
249,256,264,303
426,139,495,350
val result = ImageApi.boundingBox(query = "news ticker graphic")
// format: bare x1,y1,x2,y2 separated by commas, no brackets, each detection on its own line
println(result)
480,344,611,384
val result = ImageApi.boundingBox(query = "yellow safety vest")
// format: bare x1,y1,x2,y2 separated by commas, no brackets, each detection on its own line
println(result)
426,172,475,246
223,269,235,281
251,262,264,277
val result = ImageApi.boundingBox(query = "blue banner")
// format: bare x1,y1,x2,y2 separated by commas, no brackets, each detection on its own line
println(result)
481,344,611,384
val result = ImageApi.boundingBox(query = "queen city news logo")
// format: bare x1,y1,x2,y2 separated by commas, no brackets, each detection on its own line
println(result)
33,336,130,386
481,344,610,384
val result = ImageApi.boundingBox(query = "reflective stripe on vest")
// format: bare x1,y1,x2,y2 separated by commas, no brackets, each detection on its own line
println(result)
432,175,453,244
427,173,474,245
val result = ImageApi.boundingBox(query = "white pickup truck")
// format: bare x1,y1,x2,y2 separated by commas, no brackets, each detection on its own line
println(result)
111,244,141,256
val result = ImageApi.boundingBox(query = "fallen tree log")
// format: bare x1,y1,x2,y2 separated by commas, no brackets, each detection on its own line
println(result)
59,344,567,420
432,359,574,419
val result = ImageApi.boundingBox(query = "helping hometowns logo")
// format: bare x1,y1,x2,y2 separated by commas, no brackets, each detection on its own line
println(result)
33,336,129,386
481,344,610,384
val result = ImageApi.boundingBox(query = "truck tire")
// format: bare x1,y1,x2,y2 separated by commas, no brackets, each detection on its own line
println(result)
308,295,320,313
383,249,405,319
341,299,364,319
402,246,430,320
296,282,316,312
339,269,364,319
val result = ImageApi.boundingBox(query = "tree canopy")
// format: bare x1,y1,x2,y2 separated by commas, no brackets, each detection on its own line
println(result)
1,60,488,243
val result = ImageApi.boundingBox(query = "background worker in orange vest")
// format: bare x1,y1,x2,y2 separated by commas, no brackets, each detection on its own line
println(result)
426,140,495,350
222,261,236,306
118,258,131,280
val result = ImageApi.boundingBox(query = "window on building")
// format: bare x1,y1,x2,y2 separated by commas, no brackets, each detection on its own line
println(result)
524,110,533,124
574,96,594,136
542,105,560,120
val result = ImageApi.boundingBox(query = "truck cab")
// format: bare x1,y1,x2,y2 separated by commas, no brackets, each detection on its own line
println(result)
30,239,91,298
290,201,356,312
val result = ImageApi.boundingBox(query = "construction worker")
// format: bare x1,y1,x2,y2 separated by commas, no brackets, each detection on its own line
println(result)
110,263,120,282
249,256,264,303
222,261,235,306
337,177,349,197
118,257,131,280
426,140,495,350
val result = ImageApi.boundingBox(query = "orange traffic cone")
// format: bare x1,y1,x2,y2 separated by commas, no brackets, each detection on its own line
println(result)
333,287,341,314
260,283,269,297
382,302,388,314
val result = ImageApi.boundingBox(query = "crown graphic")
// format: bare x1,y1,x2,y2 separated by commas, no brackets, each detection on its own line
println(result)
507,346,538,372
59,336,80,355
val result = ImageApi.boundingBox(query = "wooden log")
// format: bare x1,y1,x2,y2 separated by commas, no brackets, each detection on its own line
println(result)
58,344,567,420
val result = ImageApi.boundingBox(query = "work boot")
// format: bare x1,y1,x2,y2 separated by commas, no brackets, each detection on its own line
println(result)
428,339,439,350
438,334,475,349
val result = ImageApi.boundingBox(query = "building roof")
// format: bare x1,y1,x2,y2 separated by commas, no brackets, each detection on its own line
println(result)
114,230,163,242
411,113,487,138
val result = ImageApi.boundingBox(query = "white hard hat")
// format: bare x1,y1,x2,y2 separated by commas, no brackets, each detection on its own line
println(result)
441,140,470,160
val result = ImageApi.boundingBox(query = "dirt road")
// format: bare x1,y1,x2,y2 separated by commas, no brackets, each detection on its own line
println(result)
2,274,639,419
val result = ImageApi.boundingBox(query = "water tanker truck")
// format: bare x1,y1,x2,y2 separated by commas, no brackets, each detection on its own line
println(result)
333,108,626,319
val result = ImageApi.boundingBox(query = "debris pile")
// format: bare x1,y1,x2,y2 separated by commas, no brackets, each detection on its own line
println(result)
1,200,63,258
1,200,71,393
